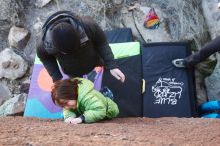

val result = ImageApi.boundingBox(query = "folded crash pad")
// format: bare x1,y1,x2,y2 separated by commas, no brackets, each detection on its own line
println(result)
142,43,197,118
102,42,143,117
24,42,138,119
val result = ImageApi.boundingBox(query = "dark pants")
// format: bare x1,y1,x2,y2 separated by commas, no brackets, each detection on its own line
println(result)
184,36,220,68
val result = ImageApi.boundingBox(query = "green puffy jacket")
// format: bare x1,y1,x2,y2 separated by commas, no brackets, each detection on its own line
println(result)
63,78,119,123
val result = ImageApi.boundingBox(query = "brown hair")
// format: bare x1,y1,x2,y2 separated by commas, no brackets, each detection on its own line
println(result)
51,79,80,104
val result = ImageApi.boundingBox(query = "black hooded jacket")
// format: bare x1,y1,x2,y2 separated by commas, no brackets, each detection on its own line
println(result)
37,11,117,82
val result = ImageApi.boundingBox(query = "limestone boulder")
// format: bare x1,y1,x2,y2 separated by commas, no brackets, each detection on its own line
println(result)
8,26,30,50
0,93,27,116
0,48,28,80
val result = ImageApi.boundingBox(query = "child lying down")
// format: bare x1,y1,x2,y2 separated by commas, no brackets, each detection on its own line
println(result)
51,78,119,124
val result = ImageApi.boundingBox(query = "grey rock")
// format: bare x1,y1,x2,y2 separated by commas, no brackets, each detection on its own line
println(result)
0,0,22,32
8,26,30,50
0,83,11,106
0,48,28,80
205,53,220,101
133,6,171,42
19,83,30,94
33,18,43,34
0,0,23,51
113,0,124,5
202,0,220,39
0,93,27,116
202,0,220,101
138,0,209,47
194,70,208,105
35,0,52,8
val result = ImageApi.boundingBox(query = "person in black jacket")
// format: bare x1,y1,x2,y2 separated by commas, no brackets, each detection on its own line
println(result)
172,36,220,68
37,11,125,82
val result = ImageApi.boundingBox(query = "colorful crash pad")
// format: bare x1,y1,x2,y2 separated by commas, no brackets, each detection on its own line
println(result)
24,42,140,119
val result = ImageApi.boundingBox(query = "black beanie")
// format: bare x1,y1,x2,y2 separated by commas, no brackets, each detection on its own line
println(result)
51,22,80,54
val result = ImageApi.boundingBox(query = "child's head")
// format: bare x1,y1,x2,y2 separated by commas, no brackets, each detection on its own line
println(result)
51,79,80,110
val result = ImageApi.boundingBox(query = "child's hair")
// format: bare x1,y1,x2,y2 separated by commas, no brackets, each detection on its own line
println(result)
51,79,80,104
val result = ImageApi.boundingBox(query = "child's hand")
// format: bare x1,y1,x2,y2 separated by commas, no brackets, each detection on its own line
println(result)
64,117,82,124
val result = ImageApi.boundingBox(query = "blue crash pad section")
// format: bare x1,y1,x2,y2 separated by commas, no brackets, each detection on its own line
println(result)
25,99,63,119
202,113,220,118
200,100,220,111
142,42,197,118
199,100,220,119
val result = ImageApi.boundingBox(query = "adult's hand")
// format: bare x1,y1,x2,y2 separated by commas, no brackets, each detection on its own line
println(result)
110,68,125,83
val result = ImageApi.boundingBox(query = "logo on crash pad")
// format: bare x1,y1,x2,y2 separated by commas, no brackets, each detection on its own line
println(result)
152,78,184,105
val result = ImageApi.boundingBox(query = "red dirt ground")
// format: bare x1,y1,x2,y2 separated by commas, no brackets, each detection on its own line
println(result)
0,116,220,146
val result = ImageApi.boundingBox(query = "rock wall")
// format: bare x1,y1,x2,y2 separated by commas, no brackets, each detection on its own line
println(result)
0,0,220,116
202,0,220,102
0,0,23,49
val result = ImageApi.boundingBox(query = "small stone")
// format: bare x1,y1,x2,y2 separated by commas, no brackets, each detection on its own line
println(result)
128,3,140,11
35,0,52,8
8,26,30,49
122,137,128,140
